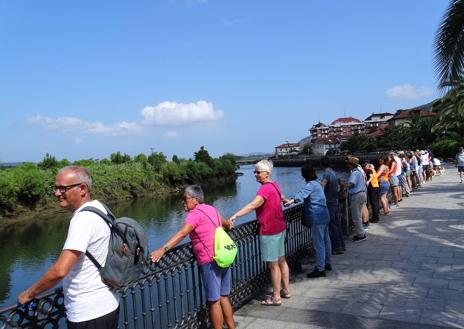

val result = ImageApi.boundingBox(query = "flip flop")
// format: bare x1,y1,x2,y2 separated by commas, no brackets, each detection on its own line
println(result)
280,289,291,299
261,296,281,306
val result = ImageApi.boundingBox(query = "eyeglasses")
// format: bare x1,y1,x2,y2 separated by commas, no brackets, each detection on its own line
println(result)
54,183,83,194
253,171,264,174
182,195,193,202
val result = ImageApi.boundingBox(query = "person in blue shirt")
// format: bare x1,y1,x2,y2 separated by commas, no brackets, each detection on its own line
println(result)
285,164,331,278
320,157,345,254
346,157,367,242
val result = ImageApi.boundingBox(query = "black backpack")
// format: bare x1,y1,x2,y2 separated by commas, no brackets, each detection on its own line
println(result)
80,203,148,289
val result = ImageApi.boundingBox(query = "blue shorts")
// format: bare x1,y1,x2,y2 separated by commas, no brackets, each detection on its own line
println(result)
200,262,232,301
458,166,464,173
260,231,286,262
380,180,390,194
390,175,399,187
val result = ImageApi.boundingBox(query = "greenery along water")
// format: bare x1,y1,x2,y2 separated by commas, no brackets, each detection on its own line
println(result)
0,165,336,307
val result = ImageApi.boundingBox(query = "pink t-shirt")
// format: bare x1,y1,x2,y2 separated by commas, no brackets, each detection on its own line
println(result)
185,204,220,265
256,182,286,235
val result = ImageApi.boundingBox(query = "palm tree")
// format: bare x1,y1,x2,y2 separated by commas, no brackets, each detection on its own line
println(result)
432,79,464,136
434,0,464,89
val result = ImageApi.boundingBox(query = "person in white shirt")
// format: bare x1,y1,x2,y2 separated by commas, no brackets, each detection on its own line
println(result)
19,166,119,329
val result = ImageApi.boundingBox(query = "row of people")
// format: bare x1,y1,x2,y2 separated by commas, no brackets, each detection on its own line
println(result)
17,150,451,328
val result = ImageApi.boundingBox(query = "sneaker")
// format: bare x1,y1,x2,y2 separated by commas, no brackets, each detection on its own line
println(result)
306,268,326,278
325,264,332,271
363,224,369,231
353,234,367,242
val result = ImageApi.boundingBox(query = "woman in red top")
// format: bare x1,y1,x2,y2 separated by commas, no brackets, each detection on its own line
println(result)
230,160,290,306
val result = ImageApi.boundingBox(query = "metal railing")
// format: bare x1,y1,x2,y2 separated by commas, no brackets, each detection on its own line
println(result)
0,204,310,329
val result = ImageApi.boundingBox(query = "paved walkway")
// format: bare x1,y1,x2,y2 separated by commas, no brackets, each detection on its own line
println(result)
235,166,464,329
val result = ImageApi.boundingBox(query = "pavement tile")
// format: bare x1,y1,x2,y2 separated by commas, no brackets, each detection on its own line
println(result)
379,307,422,323
413,277,449,289
234,168,464,329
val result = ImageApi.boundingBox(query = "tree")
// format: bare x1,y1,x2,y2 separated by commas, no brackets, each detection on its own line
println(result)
194,146,213,166
432,78,464,136
148,152,167,170
38,153,58,169
134,153,148,163
434,0,464,89
110,152,131,164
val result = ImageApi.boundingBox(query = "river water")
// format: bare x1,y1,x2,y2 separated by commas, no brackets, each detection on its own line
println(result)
0,165,336,307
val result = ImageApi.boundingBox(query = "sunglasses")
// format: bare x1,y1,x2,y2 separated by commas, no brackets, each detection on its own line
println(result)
253,170,265,174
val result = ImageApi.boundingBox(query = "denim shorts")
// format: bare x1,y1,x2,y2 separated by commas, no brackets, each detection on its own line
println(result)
260,231,286,262
380,180,390,194
200,261,232,301
390,175,399,187
459,166,464,173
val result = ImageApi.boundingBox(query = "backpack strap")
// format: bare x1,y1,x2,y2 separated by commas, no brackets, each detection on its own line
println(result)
266,182,281,199
79,205,116,270
191,208,221,260
196,208,221,228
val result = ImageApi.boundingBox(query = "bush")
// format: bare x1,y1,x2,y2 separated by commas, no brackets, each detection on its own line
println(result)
430,139,461,158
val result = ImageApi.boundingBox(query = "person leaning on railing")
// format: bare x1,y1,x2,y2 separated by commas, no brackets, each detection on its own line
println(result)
150,185,235,329
229,159,291,306
18,166,120,329
285,164,332,278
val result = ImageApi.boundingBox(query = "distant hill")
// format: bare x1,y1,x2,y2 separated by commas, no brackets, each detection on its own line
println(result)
0,162,24,168
234,152,273,160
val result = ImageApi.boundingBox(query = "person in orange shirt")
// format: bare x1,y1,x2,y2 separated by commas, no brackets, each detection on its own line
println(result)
377,156,390,216
364,163,380,223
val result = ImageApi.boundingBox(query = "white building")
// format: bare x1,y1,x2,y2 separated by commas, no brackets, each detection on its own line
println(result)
274,142,301,158
311,138,341,156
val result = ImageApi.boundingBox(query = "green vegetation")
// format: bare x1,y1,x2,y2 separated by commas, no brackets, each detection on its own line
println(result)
340,113,463,158
0,147,237,218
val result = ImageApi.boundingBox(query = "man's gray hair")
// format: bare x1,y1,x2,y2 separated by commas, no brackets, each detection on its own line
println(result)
184,185,204,203
57,166,93,190
255,159,273,174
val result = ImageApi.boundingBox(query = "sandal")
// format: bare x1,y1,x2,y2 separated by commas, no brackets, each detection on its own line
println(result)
261,296,281,306
280,289,291,299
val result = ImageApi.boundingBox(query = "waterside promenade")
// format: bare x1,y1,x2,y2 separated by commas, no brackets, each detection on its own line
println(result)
235,167,464,329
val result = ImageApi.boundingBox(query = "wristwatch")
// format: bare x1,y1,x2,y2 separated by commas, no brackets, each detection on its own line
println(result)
163,244,169,252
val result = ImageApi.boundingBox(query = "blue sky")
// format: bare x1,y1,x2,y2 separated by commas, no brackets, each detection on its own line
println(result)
0,0,449,162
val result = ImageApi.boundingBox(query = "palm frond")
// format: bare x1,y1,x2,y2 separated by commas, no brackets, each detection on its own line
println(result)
434,0,464,90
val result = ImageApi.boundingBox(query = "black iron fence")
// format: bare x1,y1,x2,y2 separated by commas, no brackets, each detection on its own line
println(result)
0,204,313,329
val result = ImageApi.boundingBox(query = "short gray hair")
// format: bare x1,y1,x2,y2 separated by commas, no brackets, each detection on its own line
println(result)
57,166,93,190
255,159,273,174
184,185,204,203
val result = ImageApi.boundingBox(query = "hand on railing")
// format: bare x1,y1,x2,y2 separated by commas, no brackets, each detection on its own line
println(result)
17,299,38,312
284,199,295,207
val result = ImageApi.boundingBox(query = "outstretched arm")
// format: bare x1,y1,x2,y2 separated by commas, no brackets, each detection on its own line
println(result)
19,249,81,304
151,223,194,262
229,195,264,223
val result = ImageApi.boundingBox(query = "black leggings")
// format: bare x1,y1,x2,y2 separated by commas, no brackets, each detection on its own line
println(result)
367,186,380,222
67,307,119,329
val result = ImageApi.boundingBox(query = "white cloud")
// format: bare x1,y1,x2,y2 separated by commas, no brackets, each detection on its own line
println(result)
28,115,144,136
142,100,224,125
386,84,434,101
164,131,179,138
74,137,83,145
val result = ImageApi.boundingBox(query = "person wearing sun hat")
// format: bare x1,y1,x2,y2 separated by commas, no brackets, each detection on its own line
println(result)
346,157,367,242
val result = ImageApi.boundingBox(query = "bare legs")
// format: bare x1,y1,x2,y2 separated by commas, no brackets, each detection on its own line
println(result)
380,192,389,215
208,296,235,329
268,256,290,300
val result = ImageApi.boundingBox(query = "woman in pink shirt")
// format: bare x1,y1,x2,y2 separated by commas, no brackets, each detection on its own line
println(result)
230,160,290,306
151,185,235,329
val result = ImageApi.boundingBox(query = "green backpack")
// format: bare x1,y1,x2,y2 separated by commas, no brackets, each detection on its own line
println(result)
197,209,238,268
